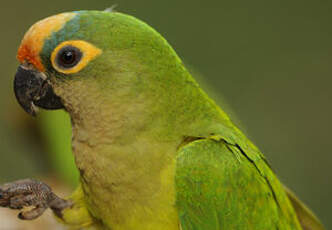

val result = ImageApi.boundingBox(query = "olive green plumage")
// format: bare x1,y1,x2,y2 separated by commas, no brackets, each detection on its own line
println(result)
13,10,325,230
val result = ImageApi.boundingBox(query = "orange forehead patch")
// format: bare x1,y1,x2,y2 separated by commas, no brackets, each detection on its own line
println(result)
17,12,76,71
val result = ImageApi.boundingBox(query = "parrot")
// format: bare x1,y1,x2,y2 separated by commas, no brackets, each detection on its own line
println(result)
0,10,325,230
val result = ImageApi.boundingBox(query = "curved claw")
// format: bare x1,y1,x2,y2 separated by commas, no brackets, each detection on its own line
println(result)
18,206,47,220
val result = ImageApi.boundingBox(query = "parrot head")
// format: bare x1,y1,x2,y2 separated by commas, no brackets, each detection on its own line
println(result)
15,11,186,115
14,10,225,141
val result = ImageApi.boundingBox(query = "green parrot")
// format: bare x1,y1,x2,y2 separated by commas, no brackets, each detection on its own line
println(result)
0,10,325,230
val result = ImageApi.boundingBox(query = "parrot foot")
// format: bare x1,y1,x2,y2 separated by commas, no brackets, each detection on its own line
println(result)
0,179,72,220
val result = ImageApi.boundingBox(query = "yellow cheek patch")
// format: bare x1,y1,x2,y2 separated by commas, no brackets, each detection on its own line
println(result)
17,12,76,71
51,40,102,74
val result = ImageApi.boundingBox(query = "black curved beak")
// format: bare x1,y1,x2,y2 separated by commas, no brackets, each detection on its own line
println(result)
14,64,64,116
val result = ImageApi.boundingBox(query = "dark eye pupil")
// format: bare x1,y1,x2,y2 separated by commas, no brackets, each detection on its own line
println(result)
56,46,82,69
62,51,75,63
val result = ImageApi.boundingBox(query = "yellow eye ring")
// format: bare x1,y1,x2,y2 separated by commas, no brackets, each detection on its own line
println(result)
51,40,102,74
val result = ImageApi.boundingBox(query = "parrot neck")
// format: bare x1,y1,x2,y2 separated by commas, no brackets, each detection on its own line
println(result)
53,62,232,229
55,77,182,229
68,96,182,229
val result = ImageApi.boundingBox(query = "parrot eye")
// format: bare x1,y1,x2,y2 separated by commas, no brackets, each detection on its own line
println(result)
56,46,83,69
51,40,102,74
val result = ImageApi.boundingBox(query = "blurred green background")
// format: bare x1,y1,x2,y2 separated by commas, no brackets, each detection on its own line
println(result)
0,0,331,228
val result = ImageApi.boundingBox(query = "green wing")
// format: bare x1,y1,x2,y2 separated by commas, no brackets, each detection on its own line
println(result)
175,138,303,230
